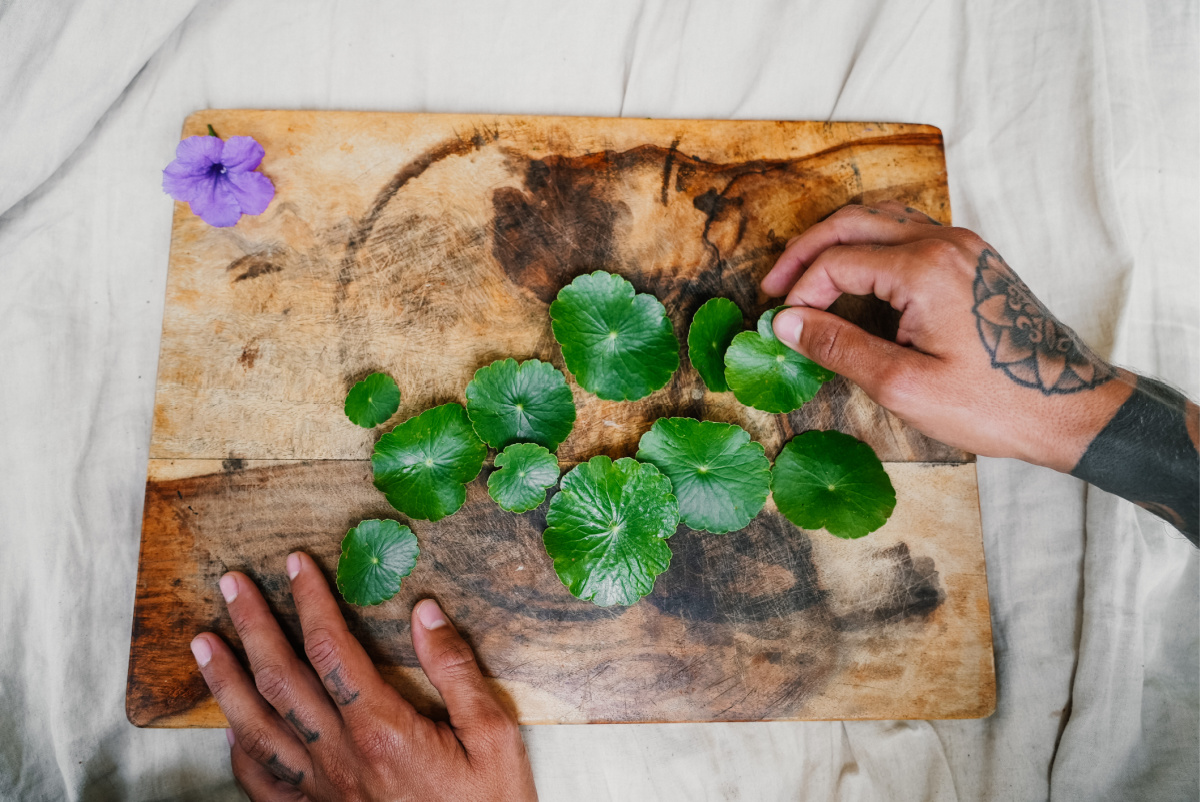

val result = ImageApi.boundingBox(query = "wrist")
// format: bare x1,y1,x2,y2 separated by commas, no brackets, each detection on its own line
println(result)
1021,368,1136,473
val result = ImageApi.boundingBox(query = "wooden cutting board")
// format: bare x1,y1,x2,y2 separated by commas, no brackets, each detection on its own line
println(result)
127,111,995,727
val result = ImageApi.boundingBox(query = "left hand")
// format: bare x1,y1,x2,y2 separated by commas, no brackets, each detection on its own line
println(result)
189,552,538,802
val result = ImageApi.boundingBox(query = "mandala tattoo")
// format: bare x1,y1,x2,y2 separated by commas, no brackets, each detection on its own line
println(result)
972,249,1113,394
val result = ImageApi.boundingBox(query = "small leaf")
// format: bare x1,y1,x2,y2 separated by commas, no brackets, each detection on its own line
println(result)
543,456,679,607
344,372,401,428
550,271,680,402
465,358,576,450
489,443,560,513
636,418,770,534
724,308,835,413
687,298,743,392
372,403,487,521
771,430,896,538
336,519,419,606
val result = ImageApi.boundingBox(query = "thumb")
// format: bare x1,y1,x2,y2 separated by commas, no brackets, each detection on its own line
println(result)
411,599,515,744
773,306,924,412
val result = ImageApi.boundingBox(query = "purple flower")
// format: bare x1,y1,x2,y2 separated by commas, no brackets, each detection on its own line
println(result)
162,132,275,227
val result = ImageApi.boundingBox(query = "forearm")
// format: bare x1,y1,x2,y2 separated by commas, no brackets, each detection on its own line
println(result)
1068,373,1200,545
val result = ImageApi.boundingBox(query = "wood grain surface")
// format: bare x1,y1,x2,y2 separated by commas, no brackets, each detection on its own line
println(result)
129,111,995,727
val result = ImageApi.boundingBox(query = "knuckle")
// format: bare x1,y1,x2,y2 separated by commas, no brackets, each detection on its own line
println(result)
918,237,962,267
351,725,401,762
203,670,235,701
434,637,478,677
807,323,843,368
304,628,343,673
252,662,294,704
237,724,276,765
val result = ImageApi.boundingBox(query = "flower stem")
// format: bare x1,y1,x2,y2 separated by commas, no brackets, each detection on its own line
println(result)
206,124,220,139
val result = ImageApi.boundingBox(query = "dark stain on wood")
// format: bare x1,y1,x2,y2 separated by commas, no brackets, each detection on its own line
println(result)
129,460,946,726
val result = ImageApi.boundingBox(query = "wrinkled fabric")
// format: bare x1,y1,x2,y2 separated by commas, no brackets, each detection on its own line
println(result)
0,1,1195,800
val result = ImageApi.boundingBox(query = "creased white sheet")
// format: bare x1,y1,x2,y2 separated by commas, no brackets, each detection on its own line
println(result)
0,1,1195,800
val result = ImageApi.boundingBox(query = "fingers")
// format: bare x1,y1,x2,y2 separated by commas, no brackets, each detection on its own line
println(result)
761,203,937,297
286,552,411,722
229,734,310,802
773,306,930,414
219,572,341,741
410,599,518,752
191,633,314,791
781,243,909,309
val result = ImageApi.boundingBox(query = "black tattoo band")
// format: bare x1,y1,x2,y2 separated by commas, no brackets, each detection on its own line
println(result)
284,709,320,744
266,755,305,786
322,667,360,707
973,249,1114,395
1072,376,1199,545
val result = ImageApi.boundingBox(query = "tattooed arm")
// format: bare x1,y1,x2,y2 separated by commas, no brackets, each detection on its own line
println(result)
762,202,1199,544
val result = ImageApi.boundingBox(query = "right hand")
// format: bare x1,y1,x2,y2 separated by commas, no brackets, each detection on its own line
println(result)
761,201,1135,472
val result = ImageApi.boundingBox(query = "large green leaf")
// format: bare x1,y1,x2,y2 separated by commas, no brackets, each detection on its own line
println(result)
635,418,770,534
549,271,680,401
687,298,743,393
465,358,576,450
771,429,896,538
724,307,835,413
372,403,487,521
344,372,401,428
543,456,679,606
335,519,419,606
488,443,560,513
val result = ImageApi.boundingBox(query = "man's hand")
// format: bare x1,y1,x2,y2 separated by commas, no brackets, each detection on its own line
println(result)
189,553,538,802
762,200,1199,542
761,201,1133,472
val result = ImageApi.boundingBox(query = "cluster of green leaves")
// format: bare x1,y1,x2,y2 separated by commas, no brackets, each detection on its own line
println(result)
332,272,896,609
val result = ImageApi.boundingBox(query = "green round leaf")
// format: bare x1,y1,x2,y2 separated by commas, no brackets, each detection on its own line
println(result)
489,443,560,513
550,271,680,401
687,298,744,393
465,358,576,450
543,456,679,607
724,308,835,413
635,418,770,534
771,430,896,539
336,519,419,606
372,403,487,521
344,372,401,428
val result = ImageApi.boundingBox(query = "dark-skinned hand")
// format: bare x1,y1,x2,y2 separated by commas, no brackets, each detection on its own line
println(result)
189,552,538,801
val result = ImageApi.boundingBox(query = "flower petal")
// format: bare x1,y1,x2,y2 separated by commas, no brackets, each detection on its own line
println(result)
220,136,265,172
188,175,242,227
224,169,275,216
173,135,225,169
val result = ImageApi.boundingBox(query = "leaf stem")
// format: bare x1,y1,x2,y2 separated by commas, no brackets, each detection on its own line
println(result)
206,124,220,139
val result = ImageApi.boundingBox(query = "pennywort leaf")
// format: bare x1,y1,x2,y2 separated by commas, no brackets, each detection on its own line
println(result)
550,271,680,402
543,456,679,606
636,418,770,534
771,430,896,538
336,519,419,606
465,358,576,450
372,403,487,521
488,443,560,513
344,372,401,428
724,307,835,413
687,298,743,392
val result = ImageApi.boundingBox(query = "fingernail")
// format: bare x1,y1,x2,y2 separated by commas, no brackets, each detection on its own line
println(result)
225,728,235,746
286,553,302,580
190,635,213,667
774,308,804,345
416,599,448,630
218,574,238,603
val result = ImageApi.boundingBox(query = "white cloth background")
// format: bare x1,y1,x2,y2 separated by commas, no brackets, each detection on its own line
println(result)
0,1,1196,799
